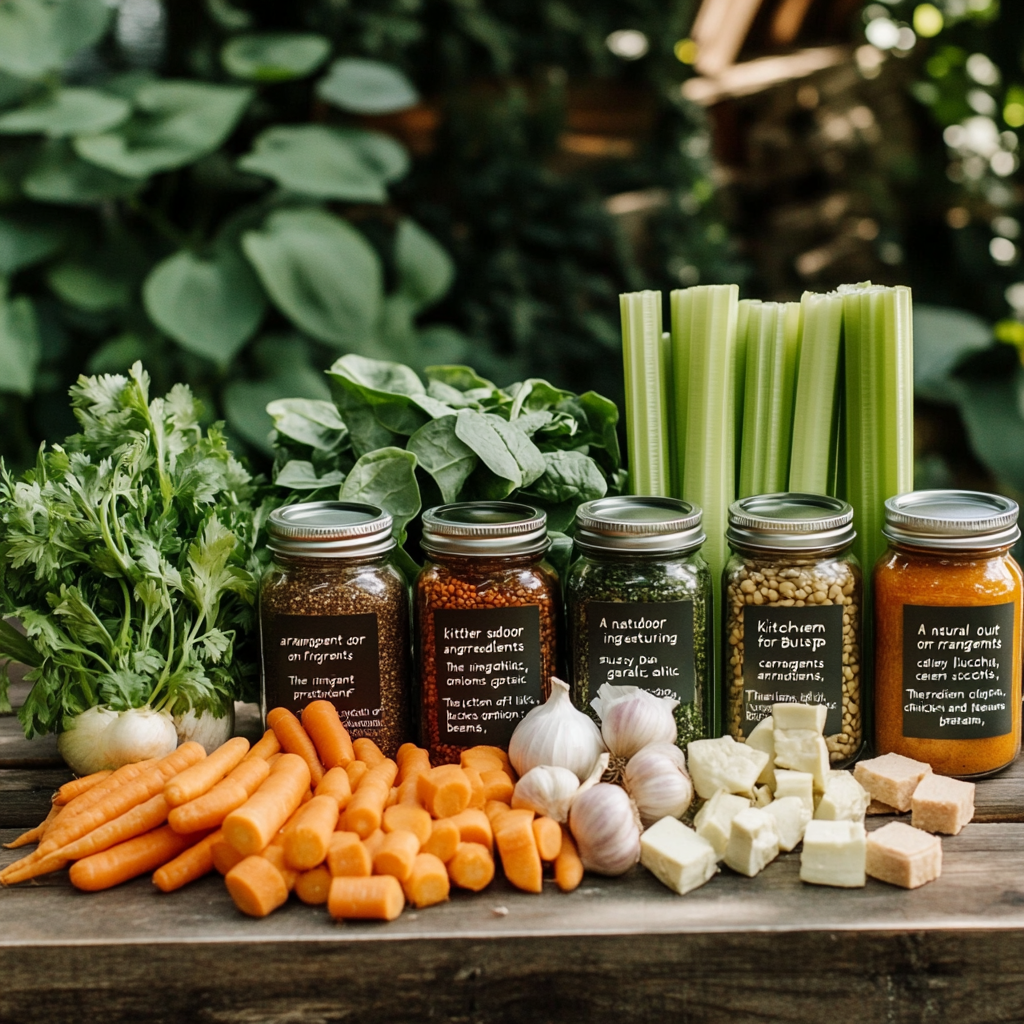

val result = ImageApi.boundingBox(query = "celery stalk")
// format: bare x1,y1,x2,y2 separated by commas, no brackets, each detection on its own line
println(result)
669,287,693,496
620,290,672,496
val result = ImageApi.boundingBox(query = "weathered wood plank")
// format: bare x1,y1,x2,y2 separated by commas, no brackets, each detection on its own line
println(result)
0,769,72,828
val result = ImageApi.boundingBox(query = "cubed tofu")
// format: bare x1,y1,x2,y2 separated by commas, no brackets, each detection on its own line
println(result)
866,798,898,816
774,769,814,816
866,821,942,889
799,820,866,888
854,753,931,813
640,817,719,895
764,796,811,852
687,736,769,800
911,773,975,835
723,807,780,878
814,770,870,822
694,790,751,858
774,729,830,791
753,785,773,808
772,703,827,733
745,716,776,788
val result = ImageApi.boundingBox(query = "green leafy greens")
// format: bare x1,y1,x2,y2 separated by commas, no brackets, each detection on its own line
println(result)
0,363,269,738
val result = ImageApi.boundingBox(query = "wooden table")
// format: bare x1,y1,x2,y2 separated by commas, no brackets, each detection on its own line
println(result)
4,668,1024,1024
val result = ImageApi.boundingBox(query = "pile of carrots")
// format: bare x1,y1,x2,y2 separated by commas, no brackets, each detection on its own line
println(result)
1,701,584,921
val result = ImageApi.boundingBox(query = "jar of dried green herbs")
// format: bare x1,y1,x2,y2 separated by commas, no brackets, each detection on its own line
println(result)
260,501,410,757
566,496,712,748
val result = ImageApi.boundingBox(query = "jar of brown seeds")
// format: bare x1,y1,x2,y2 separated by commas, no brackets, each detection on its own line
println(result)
723,493,864,767
260,501,410,757
415,502,559,765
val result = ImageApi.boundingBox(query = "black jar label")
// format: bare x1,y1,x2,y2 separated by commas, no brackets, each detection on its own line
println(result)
586,601,695,705
433,605,543,746
742,605,844,734
901,603,1015,740
262,613,383,737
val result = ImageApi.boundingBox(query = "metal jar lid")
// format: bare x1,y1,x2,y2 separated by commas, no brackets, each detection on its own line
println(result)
421,502,548,557
883,489,1020,551
267,501,395,559
727,493,856,552
574,496,706,556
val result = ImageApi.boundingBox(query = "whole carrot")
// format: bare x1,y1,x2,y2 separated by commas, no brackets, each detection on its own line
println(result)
153,830,223,892
223,753,311,856
69,825,205,892
341,759,398,838
301,701,355,769
396,744,431,784
164,737,249,807
168,755,270,834
58,759,158,822
315,766,352,809
266,707,324,786
3,806,59,849
245,729,281,761
53,770,114,806
283,794,340,870
352,737,386,768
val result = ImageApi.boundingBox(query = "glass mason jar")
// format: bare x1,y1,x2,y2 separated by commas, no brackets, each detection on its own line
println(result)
723,493,864,767
259,501,410,758
415,502,560,765
874,489,1023,777
567,496,712,749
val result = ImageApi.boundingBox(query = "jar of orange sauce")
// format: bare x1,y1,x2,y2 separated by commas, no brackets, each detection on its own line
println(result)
874,490,1022,776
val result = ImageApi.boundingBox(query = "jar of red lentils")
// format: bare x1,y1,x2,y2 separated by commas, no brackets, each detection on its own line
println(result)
415,502,560,764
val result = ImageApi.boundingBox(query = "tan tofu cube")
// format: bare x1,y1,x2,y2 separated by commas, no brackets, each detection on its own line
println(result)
866,821,942,889
866,799,898,816
853,752,932,812
911,773,975,835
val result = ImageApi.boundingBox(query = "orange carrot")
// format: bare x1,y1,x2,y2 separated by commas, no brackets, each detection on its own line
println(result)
352,737,385,768
463,745,512,773
396,744,431,784
315,766,352,808
53,770,114,806
417,765,472,819
327,831,371,877
422,818,461,862
212,835,245,875
382,804,432,846
226,855,290,917
362,828,386,861
462,768,487,810
341,759,398,838
3,806,59,849
164,737,249,807
403,853,450,908
267,707,324,786
266,752,283,767
449,808,493,851
346,760,369,791
447,842,495,892
480,770,515,804
245,729,281,761
494,809,542,894
301,700,355,769
153,829,222,892
59,760,157,821
373,829,420,881
460,749,504,775
283,795,340,870
222,753,311,856
385,786,400,808
168,754,270,834
295,865,332,905
555,826,584,892
533,816,563,861
69,825,203,892
328,875,405,921
262,842,298,891
485,800,512,828
57,793,170,862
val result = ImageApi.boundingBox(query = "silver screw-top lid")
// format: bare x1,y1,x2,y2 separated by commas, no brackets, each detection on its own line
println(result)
727,492,856,552
421,502,548,557
574,496,705,555
883,489,1020,551
267,501,395,559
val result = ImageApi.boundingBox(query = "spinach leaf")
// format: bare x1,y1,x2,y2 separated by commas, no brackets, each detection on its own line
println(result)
407,417,477,504
340,447,420,534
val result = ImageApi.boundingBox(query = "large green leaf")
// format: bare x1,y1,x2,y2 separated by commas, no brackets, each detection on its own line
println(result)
238,125,389,202
0,88,129,137
242,207,382,351
221,32,330,82
525,450,608,505
143,245,266,366
0,0,111,80
316,58,418,114
342,128,409,184
454,409,521,486
267,398,347,452
274,459,345,491
23,140,139,204
947,369,1024,493
913,304,994,402
0,290,40,395
395,219,454,311
74,82,252,178
407,416,477,503
488,414,545,487
0,215,62,274
46,259,130,311
340,447,421,533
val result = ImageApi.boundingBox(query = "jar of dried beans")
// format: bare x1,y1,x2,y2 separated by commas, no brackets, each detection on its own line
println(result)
260,501,410,757
723,493,863,766
415,502,559,764
874,490,1022,776
566,496,712,748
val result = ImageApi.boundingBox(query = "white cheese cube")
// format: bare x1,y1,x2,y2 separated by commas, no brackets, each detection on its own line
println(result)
772,702,827,733
764,795,811,852
686,736,769,800
753,785,773,808
640,817,720,895
799,820,866,888
774,769,814,816
723,807,780,877
773,729,829,791
694,790,751,858
815,770,870,823
745,716,776,788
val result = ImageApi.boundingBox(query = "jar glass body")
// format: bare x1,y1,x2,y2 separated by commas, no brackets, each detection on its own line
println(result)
723,545,864,767
874,541,1023,776
259,553,410,757
415,551,560,764
566,548,712,748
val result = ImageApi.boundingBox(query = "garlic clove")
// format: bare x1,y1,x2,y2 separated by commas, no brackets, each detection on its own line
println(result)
597,687,679,760
624,742,694,827
568,782,641,876
511,765,581,823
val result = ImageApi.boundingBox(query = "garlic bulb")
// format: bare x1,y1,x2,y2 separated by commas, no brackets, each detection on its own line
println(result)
512,765,580,822
103,707,178,767
508,677,606,781
623,742,693,827
568,782,641,876
57,706,119,775
592,684,679,759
